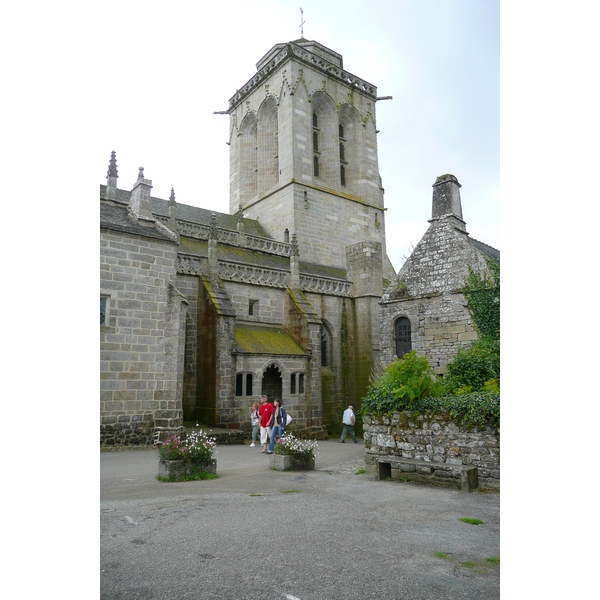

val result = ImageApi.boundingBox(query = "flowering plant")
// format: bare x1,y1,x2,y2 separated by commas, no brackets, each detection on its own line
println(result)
158,431,217,463
273,433,318,458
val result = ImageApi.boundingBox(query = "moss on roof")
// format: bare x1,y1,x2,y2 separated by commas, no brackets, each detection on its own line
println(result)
299,261,347,279
235,324,306,355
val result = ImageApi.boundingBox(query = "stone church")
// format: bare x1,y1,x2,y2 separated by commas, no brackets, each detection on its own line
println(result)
100,39,398,445
378,174,500,374
100,39,498,445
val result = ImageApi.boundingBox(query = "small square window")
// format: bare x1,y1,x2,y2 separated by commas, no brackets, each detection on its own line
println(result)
290,373,296,395
299,373,304,394
249,300,258,316
246,373,253,396
236,374,243,396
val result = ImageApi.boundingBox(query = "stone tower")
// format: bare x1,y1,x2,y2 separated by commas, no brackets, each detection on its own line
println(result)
227,39,395,280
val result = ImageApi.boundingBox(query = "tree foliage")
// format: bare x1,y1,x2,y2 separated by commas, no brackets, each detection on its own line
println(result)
463,258,500,340
443,338,500,394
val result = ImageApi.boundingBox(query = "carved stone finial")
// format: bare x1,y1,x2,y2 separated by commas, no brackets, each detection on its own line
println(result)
291,233,299,257
169,188,176,204
209,213,218,238
237,204,244,223
137,167,145,181
107,151,118,178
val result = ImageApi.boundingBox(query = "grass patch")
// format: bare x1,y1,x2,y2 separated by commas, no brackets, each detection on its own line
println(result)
462,561,479,569
156,472,219,483
460,517,483,525
487,556,500,565
436,552,450,560
281,489,302,494
249,493,263,497
355,467,366,475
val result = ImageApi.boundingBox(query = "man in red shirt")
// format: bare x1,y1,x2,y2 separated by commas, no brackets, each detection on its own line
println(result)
258,395,273,453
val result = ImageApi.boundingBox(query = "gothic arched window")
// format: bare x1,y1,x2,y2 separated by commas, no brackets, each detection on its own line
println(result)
394,317,412,359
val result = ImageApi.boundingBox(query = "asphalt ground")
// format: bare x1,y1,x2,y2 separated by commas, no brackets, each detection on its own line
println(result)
100,440,500,599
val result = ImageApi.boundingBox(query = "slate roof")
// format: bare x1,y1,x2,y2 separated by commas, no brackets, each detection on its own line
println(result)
100,201,176,242
179,237,349,280
467,237,500,264
101,185,350,282
100,184,269,237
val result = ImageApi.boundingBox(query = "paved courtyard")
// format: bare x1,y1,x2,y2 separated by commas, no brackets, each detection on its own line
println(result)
101,441,499,599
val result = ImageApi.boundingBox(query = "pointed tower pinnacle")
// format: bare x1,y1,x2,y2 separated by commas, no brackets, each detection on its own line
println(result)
237,204,245,247
106,151,118,200
290,233,300,288
208,213,219,278
168,188,178,235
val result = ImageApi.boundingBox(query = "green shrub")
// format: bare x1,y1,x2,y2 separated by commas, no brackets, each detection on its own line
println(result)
424,391,500,429
362,347,500,429
362,351,442,413
443,338,500,394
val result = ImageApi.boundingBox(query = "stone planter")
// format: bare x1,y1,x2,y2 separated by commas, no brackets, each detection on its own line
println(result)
158,458,217,479
271,453,315,471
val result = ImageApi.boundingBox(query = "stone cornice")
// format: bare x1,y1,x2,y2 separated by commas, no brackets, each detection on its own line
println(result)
242,178,385,212
157,215,292,257
176,253,352,296
229,42,377,112
300,275,352,297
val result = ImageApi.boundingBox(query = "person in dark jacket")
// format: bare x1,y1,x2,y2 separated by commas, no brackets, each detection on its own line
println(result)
267,398,287,454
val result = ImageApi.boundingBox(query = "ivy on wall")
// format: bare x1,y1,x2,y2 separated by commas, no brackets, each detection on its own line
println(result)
463,258,500,340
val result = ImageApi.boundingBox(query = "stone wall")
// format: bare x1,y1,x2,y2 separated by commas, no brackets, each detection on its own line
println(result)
100,229,184,444
363,412,499,485
379,291,478,375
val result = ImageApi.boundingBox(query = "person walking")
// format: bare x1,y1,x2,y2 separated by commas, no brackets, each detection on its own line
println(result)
340,405,358,443
258,395,273,453
267,398,287,454
250,402,260,447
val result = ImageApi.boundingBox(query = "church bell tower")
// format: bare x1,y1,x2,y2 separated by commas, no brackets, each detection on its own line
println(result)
227,39,394,279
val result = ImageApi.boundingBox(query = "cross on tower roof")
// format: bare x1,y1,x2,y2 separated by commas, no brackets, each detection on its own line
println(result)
299,7,306,39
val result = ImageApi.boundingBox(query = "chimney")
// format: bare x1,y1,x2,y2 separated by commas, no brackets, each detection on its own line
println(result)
129,167,155,221
106,151,118,200
431,174,465,230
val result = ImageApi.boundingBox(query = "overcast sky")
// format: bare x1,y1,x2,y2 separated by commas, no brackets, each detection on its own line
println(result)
91,0,500,272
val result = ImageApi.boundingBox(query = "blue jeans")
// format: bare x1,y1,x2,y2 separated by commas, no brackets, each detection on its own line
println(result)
268,425,285,452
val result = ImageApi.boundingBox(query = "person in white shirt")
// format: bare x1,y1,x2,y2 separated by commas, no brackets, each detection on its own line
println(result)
340,405,358,443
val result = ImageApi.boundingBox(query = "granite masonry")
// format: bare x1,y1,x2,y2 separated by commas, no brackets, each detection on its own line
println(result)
364,412,500,488
101,39,396,444
100,39,499,447
379,174,500,375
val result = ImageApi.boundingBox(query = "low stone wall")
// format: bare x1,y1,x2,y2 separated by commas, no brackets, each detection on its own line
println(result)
363,412,499,486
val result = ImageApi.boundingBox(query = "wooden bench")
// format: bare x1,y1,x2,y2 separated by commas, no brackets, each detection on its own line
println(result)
374,456,478,492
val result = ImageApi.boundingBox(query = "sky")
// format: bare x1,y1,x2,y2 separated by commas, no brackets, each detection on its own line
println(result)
89,0,500,272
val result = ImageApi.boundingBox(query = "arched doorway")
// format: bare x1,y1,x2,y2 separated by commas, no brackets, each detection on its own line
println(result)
261,364,282,401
